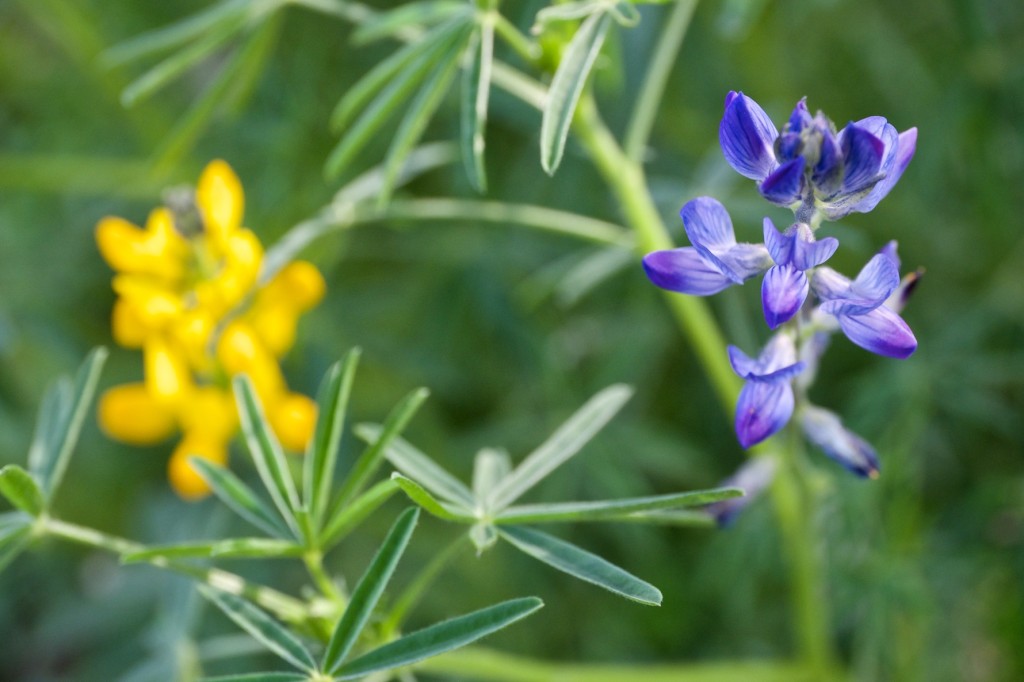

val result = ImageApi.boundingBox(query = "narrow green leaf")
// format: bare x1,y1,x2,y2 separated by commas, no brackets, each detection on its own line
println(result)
26,378,69,486
539,10,613,175
0,512,29,532
354,425,474,508
609,1,642,27
391,474,474,522
494,487,743,524
499,525,661,605
534,0,605,27
201,673,308,682
471,448,511,505
487,384,632,511
122,538,302,563
234,376,301,535
324,507,420,674
325,18,471,178
460,15,494,193
351,1,464,45
32,348,108,499
336,597,543,680
0,525,32,574
615,509,715,527
320,478,399,550
191,458,291,538
0,465,45,516
303,349,361,525
102,0,247,67
199,586,317,672
332,386,429,512
378,33,467,204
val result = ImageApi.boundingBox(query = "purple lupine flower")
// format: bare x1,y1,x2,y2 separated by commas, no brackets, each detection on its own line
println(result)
811,242,917,359
798,405,880,478
706,457,776,527
720,92,917,220
728,333,805,448
642,196,771,295
761,218,838,328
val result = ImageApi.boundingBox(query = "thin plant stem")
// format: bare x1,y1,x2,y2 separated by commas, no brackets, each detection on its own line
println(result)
623,0,699,163
303,548,346,606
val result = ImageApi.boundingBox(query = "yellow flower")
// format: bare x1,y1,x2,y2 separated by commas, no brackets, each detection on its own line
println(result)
96,160,325,499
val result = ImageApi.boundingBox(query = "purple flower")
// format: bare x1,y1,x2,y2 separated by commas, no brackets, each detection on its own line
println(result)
720,92,917,219
798,405,880,478
761,219,838,328
642,197,771,295
811,243,917,359
728,333,805,448
706,457,776,527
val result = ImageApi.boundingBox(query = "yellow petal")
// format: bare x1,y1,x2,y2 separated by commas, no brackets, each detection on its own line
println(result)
249,304,298,357
196,160,244,243
265,261,326,311
168,434,228,500
216,321,286,399
111,299,148,349
112,275,183,328
96,209,187,280
97,383,177,445
144,337,193,405
171,309,216,371
270,393,318,453
177,386,237,443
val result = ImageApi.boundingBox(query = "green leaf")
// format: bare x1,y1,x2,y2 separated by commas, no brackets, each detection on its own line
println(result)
614,509,715,527
609,1,642,26
122,538,302,563
323,507,420,674
391,473,474,522
303,349,360,525
471,448,511,505
460,17,494,193
355,426,474,508
469,522,498,554
0,524,32,574
377,32,467,205
29,348,108,499
320,479,400,550
351,1,465,45
0,465,45,516
539,10,613,175
494,487,743,524
487,384,632,511
191,458,291,538
325,17,471,178
336,597,543,680
234,376,302,536
201,674,308,682
534,0,605,27
199,586,317,672
499,525,661,605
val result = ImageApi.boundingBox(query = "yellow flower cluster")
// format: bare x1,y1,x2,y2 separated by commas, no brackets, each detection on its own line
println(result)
96,160,325,499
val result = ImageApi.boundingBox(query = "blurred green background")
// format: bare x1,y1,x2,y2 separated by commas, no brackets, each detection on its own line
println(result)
1,0,1022,680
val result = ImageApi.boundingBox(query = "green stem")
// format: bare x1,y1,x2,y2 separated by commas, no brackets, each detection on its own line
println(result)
303,549,346,605
492,12,541,64
623,0,699,162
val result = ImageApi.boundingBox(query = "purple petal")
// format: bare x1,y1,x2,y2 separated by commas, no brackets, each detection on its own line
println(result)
720,91,779,181
730,334,804,382
849,127,918,214
711,243,773,283
680,196,736,249
763,218,791,265
791,224,838,270
757,332,799,373
837,305,917,358
735,381,795,448
762,265,809,328
799,406,880,478
811,128,842,193
850,252,901,302
879,240,901,270
727,345,758,378
810,266,851,300
642,248,735,296
759,157,805,206
839,123,886,194
706,458,776,527
787,98,811,132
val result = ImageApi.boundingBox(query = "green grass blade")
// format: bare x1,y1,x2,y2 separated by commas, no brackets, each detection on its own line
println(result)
122,538,302,563
303,349,361,525
499,525,661,605
336,597,543,680
325,18,471,178
354,425,474,508
0,465,45,516
0,525,32,574
460,15,494,193
199,586,317,672
539,10,613,175
351,0,464,45
234,376,301,536
34,348,108,500
191,458,291,538
323,507,420,674
391,473,474,522
487,384,632,512
494,487,743,524
319,478,399,550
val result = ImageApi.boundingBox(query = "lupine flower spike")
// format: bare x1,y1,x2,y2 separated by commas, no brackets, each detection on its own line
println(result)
96,160,326,499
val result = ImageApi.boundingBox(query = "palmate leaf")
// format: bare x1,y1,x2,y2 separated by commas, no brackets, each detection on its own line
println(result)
191,458,291,538
460,17,494,193
494,487,743,524
0,465,45,517
351,0,464,45
323,507,419,674
334,597,543,680
486,384,633,511
539,9,614,175
499,525,661,605
199,586,317,673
